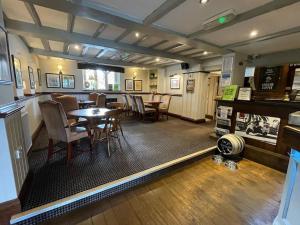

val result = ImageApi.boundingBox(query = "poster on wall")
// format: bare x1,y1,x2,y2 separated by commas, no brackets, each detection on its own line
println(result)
37,68,42,86
186,79,195,92
125,79,134,91
259,66,281,91
62,75,75,89
134,80,142,91
46,73,61,88
215,106,233,137
235,112,281,145
28,66,35,89
170,77,180,89
12,55,23,88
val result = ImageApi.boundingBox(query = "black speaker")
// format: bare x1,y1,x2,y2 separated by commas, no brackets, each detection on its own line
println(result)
181,63,189,70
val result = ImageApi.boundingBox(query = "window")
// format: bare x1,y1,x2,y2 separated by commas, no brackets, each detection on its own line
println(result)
83,69,121,90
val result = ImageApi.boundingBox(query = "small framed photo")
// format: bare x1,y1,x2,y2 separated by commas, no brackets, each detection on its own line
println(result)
46,73,61,88
12,55,23,88
186,79,195,92
28,66,35,89
170,77,180,89
62,74,75,89
125,79,134,91
134,80,142,91
37,68,42,86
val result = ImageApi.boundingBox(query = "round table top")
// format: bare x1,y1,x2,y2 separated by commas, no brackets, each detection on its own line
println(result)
144,101,162,104
68,108,111,118
78,100,95,105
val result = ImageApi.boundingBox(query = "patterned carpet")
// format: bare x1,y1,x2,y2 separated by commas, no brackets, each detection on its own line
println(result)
22,117,215,211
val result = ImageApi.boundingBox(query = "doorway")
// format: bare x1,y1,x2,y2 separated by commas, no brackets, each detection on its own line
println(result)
205,71,221,120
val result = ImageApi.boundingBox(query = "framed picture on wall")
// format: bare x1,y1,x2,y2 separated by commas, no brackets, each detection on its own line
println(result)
11,55,23,88
37,68,42,86
170,77,180,89
28,66,35,89
62,74,75,89
125,79,134,91
134,80,142,91
46,73,61,88
0,27,12,84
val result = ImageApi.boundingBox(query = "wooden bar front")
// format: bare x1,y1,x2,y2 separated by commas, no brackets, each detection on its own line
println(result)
216,100,300,172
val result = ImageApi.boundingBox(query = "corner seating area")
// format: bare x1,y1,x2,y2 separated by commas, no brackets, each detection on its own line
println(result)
40,92,172,163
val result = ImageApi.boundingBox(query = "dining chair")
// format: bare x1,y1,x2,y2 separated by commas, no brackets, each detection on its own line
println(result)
39,100,91,162
55,95,88,127
89,92,98,102
159,95,172,120
153,94,161,102
51,93,64,101
94,109,123,157
135,96,156,121
96,93,106,108
121,94,130,116
129,95,139,116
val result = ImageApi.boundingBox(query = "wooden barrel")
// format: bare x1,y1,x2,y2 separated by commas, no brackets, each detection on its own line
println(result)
217,134,245,155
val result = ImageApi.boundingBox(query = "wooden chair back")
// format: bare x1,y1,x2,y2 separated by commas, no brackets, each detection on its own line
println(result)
55,95,79,114
96,93,106,108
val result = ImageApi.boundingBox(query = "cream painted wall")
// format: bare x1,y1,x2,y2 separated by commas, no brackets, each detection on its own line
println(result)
8,33,41,96
38,57,150,92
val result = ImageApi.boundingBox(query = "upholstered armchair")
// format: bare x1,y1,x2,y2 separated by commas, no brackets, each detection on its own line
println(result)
39,100,91,162
121,94,131,115
135,96,155,121
159,95,172,120
129,95,138,116
51,93,64,101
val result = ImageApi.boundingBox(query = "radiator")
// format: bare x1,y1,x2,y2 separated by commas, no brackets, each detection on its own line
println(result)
21,111,32,153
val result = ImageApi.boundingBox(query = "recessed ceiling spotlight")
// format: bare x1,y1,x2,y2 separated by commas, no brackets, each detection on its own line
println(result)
155,57,160,62
200,0,209,5
203,51,208,55
250,30,258,38
135,32,140,38
74,44,80,50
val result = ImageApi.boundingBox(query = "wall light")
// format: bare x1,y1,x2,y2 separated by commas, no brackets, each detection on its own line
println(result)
135,32,140,38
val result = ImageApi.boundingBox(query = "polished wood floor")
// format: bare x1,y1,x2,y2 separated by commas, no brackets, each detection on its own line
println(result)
43,157,285,225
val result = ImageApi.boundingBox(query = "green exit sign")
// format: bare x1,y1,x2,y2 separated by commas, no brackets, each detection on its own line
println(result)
218,16,227,24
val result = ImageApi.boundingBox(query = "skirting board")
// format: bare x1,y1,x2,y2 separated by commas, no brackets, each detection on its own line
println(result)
11,146,216,225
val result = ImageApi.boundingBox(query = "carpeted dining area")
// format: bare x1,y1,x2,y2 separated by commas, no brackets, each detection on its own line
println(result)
22,117,215,211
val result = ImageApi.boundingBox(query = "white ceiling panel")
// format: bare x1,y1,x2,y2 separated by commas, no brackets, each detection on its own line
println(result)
155,0,272,35
134,56,153,63
201,2,300,46
23,36,44,49
168,45,193,53
85,47,102,57
98,25,125,40
232,33,300,55
120,31,143,44
154,41,181,50
138,36,164,48
2,0,34,23
85,0,166,21
73,16,101,36
49,40,64,52
34,5,68,30
179,49,203,55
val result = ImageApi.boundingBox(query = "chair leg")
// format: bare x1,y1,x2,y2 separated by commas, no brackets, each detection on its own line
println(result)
67,142,73,162
106,130,111,157
47,138,54,161
116,131,123,151
118,123,124,137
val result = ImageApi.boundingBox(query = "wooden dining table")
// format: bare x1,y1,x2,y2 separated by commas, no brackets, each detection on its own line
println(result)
68,107,111,120
144,101,162,121
77,100,95,108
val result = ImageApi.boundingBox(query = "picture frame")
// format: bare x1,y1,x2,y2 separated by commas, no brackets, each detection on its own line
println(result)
46,73,61,88
134,80,142,91
125,79,134,91
11,55,23,88
170,77,180,89
62,74,75,89
186,79,195,92
37,68,42,86
0,27,12,84
28,66,35,89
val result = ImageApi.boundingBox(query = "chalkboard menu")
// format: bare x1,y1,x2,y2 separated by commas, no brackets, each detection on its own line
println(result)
259,66,281,91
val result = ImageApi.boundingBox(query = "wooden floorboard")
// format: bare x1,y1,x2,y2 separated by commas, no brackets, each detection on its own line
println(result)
42,157,285,225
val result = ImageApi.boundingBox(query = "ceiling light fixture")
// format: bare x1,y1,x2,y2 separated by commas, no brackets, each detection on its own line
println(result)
200,0,209,4
135,32,140,38
203,51,208,55
155,57,160,62
250,30,258,38
74,44,80,50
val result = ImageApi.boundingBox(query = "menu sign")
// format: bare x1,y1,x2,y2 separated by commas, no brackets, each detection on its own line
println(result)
259,66,281,91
